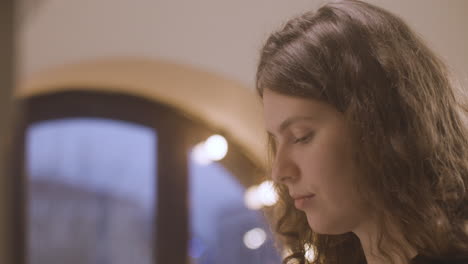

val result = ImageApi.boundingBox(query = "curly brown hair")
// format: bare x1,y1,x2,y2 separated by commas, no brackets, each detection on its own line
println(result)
256,1,468,263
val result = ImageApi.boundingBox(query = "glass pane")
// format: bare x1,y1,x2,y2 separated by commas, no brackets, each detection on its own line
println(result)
189,154,281,264
26,118,157,264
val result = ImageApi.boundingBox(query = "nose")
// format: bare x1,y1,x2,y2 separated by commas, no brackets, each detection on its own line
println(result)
271,147,299,184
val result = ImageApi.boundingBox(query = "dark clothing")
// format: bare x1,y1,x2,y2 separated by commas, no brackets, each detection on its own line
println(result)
411,254,468,264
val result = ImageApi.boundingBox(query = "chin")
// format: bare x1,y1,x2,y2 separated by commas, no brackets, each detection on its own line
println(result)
306,213,350,235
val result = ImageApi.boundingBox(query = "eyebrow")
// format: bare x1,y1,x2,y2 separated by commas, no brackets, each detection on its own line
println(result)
269,115,317,136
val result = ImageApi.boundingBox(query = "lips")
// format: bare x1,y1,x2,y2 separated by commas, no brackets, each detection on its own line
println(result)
291,194,315,210
291,194,315,200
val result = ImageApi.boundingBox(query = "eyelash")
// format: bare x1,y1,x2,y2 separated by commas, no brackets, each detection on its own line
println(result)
293,132,314,144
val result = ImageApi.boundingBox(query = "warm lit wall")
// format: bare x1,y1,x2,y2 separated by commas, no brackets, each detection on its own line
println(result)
17,58,267,165
16,0,468,166
17,0,468,85
370,0,468,87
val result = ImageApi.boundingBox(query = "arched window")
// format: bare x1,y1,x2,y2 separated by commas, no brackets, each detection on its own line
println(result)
15,90,280,264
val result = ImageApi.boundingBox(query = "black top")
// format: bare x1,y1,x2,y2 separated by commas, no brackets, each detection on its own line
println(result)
411,254,468,264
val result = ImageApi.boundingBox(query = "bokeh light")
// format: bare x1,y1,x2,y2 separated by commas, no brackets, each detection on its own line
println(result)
204,134,228,161
244,181,278,210
243,228,267,250
191,134,228,165
244,185,263,210
191,142,212,165
257,181,278,206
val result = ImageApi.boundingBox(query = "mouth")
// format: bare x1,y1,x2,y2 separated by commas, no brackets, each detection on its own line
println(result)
291,193,315,200
292,194,315,209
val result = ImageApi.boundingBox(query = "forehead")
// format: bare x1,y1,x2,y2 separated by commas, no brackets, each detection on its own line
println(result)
262,89,326,125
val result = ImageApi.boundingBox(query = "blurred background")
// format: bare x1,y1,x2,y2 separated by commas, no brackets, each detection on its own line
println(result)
1,0,467,263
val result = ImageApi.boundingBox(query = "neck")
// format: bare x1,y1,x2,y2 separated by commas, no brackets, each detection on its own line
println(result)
353,218,418,264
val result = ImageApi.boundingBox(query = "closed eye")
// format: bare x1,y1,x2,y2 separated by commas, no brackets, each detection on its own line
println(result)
293,132,314,144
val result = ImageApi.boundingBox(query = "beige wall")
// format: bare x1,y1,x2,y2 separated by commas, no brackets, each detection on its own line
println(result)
17,0,468,88
369,0,468,86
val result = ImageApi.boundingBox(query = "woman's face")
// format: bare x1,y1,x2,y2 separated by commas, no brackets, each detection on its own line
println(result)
262,89,371,235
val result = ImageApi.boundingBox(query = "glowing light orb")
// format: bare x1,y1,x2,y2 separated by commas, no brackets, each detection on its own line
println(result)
204,134,228,161
243,228,267,250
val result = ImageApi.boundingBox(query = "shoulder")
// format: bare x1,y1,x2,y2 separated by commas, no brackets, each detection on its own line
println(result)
412,254,468,264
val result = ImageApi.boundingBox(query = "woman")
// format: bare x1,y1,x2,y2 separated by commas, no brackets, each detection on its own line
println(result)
256,0,468,263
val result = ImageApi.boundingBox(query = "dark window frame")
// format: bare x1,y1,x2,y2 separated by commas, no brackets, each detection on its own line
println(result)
14,89,263,264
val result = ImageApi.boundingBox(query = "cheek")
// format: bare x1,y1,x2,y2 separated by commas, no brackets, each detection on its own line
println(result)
299,135,362,208
300,146,366,234
298,139,350,186
295,126,369,233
